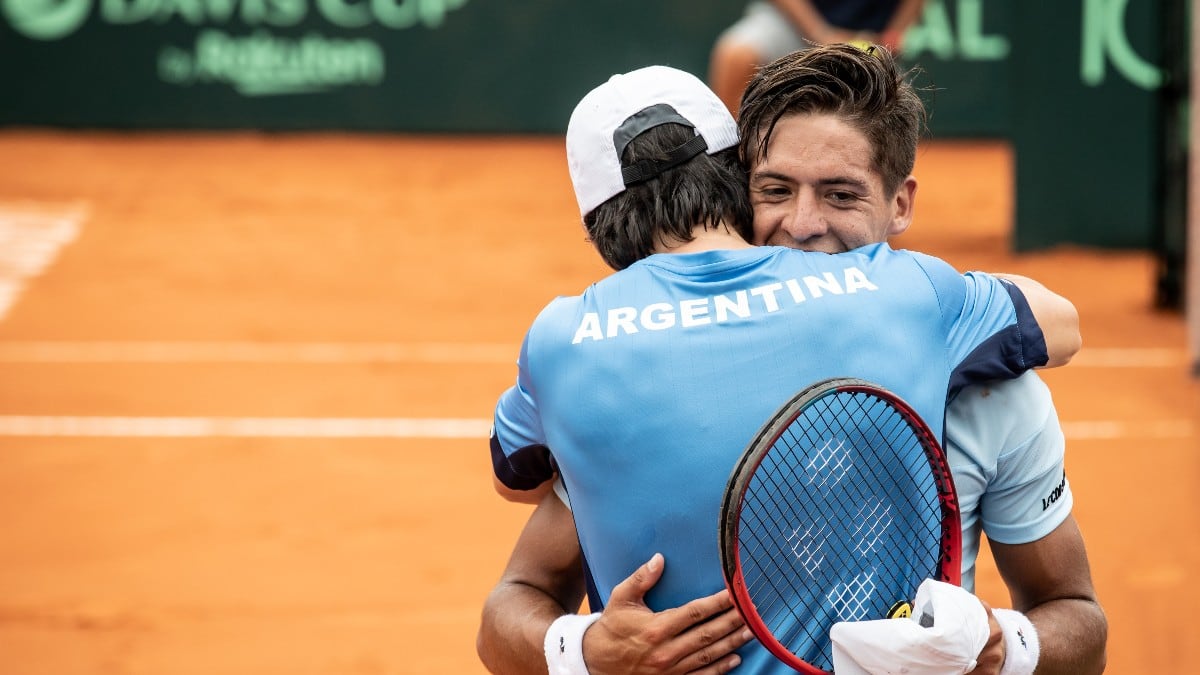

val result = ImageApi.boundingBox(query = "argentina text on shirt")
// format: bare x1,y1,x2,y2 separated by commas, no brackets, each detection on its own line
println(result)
571,266,880,344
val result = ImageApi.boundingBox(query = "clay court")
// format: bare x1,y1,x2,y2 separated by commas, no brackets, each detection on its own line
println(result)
0,131,1196,674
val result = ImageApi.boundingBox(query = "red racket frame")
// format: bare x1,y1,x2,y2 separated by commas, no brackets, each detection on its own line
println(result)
719,378,961,674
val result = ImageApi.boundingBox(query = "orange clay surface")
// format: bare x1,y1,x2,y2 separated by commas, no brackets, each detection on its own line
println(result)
0,131,1197,674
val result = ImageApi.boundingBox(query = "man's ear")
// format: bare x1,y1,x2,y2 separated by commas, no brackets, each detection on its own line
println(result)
888,175,917,237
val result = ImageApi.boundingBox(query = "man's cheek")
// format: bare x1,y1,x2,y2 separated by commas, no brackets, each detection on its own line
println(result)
751,203,797,244
750,215,776,246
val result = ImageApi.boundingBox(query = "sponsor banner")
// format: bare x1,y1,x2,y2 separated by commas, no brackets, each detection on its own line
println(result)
2,0,1029,134
0,0,1168,250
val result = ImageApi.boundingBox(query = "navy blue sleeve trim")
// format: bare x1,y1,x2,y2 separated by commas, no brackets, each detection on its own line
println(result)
1004,280,1049,368
489,433,556,490
947,283,1049,397
948,329,1026,396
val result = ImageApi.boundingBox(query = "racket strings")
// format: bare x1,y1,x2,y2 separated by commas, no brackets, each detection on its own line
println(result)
735,390,946,670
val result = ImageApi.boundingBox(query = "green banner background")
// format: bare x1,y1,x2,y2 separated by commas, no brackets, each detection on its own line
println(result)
2,0,1015,134
1,0,1172,251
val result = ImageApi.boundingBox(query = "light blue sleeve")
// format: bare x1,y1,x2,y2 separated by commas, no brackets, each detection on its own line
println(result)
490,328,555,489
953,373,1073,545
947,271,1023,362
904,250,1048,385
493,330,544,451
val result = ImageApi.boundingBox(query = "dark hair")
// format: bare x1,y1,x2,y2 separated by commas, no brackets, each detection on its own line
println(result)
737,43,927,196
584,123,752,270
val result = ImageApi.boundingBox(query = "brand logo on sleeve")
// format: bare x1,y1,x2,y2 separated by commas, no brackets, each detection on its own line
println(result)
1041,471,1067,511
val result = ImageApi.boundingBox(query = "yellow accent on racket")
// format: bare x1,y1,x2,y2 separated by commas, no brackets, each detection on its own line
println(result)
886,600,913,619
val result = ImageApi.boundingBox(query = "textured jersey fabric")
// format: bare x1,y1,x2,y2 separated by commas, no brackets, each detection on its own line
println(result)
947,371,1073,591
550,371,1073,596
491,243,1047,673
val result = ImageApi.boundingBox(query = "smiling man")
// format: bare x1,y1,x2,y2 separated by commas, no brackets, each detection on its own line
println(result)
477,44,1101,675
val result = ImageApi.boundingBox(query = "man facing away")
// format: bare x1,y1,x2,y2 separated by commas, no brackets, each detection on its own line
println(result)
483,52,1085,675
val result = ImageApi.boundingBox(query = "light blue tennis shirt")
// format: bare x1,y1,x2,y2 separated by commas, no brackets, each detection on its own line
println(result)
949,372,1073,591
491,244,1049,672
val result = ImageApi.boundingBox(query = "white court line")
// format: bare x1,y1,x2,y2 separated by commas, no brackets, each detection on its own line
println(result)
0,416,492,438
1070,348,1189,368
0,342,1186,367
0,203,87,321
0,342,515,364
1059,420,1197,440
0,416,1191,440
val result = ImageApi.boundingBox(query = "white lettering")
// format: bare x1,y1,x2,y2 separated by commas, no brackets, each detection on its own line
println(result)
679,298,711,328
714,290,751,322
572,313,603,344
844,267,879,293
804,272,844,298
785,279,807,303
570,266,880,344
606,307,638,338
641,303,675,330
751,282,785,312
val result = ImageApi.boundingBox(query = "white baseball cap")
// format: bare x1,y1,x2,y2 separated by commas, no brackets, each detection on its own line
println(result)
566,65,739,218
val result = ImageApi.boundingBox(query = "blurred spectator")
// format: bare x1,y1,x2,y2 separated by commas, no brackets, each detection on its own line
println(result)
709,0,926,114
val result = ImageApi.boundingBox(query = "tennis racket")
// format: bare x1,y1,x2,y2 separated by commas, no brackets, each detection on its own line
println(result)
718,377,961,674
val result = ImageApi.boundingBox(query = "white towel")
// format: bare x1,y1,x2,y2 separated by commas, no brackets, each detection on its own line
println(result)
830,579,990,674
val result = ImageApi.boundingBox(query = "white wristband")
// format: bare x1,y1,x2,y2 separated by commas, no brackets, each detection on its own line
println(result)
993,608,1039,675
544,612,602,675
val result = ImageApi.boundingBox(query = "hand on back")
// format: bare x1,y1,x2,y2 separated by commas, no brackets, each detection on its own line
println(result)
583,553,752,674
